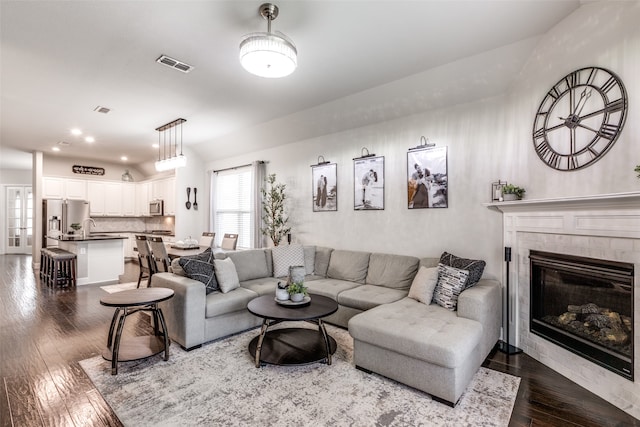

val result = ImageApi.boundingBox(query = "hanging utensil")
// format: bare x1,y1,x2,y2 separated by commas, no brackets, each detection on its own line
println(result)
193,188,198,210
186,187,191,209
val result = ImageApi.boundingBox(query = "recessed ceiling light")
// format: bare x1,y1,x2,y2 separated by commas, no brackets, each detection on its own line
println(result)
121,156,128,161
152,143,159,148
85,136,95,143
71,128,82,136
52,147,60,152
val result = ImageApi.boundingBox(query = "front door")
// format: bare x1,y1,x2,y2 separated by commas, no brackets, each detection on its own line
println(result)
6,186,33,254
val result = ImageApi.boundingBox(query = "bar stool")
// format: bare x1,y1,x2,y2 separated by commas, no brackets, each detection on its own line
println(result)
45,248,77,287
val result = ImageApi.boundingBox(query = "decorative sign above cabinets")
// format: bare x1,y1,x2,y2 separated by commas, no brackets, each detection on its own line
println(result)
72,165,105,176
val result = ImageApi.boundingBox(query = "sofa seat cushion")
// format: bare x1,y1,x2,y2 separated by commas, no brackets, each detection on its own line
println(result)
305,278,361,300
240,277,281,296
366,253,420,290
205,287,258,318
337,285,408,311
348,297,482,369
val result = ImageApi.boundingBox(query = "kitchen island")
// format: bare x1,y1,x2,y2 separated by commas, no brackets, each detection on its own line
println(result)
47,234,126,285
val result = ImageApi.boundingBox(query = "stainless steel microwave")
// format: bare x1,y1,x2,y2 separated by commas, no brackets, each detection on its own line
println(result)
149,200,164,216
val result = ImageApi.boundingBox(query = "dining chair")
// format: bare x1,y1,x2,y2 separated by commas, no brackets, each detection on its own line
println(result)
134,235,155,287
148,236,172,275
221,233,238,250
199,232,215,248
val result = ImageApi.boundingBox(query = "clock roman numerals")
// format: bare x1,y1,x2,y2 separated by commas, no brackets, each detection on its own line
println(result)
605,98,625,113
598,123,619,139
601,76,617,94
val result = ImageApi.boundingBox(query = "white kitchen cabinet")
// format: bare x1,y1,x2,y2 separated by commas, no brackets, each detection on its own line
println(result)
149,177,176,215
87,182,106,215
136,182,149,216
121,183,136,216
164,178,176,215
65,179,87,200
42,177,65,199
104,183,123,216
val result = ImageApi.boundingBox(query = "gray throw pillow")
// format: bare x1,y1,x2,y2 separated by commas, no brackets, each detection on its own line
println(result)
439,251,485,289
432,263,469,311
408,266,439,305
179,248,217,294
214,257,240,293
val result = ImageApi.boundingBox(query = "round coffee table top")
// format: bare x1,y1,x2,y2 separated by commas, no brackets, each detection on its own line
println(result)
100,287,174,307
247,294,338,321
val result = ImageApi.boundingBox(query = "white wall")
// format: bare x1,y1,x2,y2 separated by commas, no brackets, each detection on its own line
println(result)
174,146,208,241
43,155,147,181
205,1,640,289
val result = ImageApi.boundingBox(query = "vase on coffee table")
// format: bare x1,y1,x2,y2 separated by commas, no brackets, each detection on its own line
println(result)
290,293,305,303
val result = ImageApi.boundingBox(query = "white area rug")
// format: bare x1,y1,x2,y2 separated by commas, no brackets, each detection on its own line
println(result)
80,324,520,427
100,282,144,293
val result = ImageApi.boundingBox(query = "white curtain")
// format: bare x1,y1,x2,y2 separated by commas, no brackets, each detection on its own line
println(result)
209,170,217,243
251,161,266,248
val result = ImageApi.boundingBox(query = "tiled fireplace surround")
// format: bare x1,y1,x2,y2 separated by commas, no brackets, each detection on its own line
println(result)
490,192,640,419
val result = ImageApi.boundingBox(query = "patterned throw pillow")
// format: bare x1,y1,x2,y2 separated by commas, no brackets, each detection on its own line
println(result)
179,248,217,294
439,252,485,289
408,266,439,305
272,244,305,278
213,258,240,293
432,263,469,311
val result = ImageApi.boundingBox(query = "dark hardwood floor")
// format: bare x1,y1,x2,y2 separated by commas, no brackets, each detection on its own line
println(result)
1,254,638,426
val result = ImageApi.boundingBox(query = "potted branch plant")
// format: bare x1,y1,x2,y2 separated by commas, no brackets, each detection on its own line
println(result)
260,174,291,246
502,184,526,201
287,281,308,302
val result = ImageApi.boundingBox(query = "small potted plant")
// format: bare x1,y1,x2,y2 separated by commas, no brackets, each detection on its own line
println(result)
287,281,308,302
635,165,640,178
275,281,289,301
502,184,526,201
69,223,82,234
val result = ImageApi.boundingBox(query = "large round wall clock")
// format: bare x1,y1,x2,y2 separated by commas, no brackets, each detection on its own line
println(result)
532,66,628,171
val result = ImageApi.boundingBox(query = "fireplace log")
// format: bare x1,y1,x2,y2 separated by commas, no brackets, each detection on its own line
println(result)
567,303,600,314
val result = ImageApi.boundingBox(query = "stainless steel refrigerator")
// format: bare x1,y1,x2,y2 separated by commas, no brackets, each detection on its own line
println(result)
42,199,90,247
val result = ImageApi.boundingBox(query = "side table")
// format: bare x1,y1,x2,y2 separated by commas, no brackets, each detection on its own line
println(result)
100,287,174,375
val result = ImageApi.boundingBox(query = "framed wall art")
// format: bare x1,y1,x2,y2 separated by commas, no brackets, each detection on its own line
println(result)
311,163,337,212
354,155,384,210
407,146,448,209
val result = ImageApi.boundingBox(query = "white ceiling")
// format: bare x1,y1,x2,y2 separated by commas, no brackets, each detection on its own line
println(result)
0,1,580,171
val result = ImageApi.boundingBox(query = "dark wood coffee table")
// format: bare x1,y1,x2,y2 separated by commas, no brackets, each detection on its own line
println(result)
247,294,338,368
100,287,174,375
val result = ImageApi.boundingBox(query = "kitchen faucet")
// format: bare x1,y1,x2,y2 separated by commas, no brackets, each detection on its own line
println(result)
82,218,97,239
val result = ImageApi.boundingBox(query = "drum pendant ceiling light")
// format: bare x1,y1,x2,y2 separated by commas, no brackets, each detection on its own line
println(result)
239,3,297,78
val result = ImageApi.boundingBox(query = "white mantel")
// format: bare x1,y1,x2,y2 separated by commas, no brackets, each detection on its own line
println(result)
486,191,640,418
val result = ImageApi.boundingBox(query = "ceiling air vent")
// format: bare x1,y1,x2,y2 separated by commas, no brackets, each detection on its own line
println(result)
57,141,71,147
156,55,194,73
94,106,111,114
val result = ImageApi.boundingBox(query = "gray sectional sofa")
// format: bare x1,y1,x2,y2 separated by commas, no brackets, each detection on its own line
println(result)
153,245,501,406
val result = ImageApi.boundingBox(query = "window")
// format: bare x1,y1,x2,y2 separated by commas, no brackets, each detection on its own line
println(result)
214,166,252,249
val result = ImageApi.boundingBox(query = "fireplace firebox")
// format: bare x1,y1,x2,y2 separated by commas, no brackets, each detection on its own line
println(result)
530,250,634,380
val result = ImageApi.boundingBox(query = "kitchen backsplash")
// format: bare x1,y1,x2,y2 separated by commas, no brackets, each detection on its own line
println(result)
92,217,175,234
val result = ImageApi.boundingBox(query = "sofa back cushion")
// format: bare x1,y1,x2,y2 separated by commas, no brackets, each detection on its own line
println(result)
225,249,270,282
314,246,334,277
366,253,420,290
327,250,371,283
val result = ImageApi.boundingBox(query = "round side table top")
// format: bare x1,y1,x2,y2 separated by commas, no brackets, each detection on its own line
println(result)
247,294,338,321
100,287,174,307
